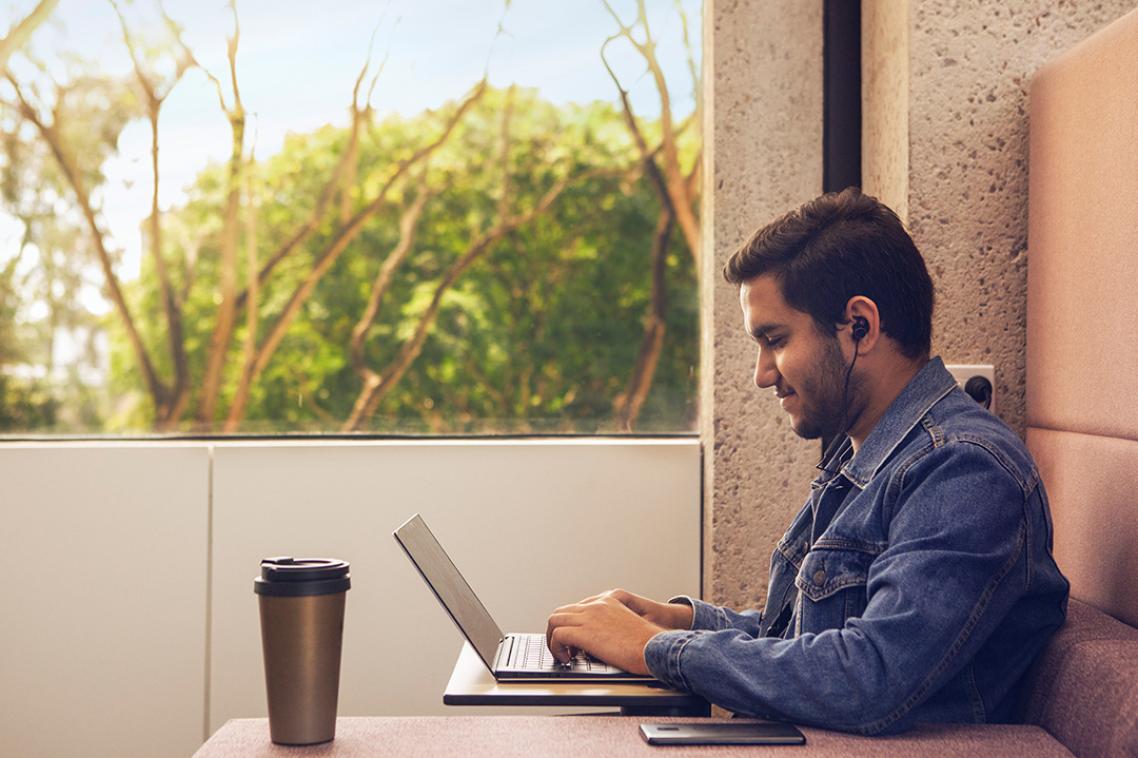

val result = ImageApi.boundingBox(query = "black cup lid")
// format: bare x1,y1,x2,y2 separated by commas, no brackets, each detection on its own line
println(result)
254,557,351,597
260,556,349,582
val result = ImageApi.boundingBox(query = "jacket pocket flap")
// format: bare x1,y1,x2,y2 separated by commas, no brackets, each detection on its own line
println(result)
794,547,874,602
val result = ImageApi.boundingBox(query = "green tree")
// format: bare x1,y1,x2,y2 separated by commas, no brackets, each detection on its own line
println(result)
3,1,701,435
113,85,696,434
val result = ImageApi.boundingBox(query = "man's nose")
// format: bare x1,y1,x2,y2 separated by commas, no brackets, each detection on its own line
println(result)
753,349,778,389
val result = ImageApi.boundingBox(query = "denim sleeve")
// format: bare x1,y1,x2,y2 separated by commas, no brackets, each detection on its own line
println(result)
666,595,763,634
644,442,1029,735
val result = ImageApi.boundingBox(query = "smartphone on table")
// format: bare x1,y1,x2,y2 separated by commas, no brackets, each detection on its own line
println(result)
639,721,806,746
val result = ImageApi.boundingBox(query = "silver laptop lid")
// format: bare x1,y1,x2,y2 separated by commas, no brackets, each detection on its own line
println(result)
393,514,504,670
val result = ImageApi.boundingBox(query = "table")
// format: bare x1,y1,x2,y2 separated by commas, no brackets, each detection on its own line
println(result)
443,641,710,715
194,716,1073,757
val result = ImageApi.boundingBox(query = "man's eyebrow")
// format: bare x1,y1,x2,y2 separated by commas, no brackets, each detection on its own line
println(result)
749,323,785,340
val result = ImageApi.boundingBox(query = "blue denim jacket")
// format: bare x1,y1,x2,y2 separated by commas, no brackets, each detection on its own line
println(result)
644,357,1069,734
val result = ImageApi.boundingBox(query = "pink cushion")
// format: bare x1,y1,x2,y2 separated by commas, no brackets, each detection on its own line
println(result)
1026,7,1138,441
1018,599,1138,758
1027,428,1138,628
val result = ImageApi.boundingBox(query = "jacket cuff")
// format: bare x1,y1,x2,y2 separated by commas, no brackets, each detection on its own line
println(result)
667,595,734,631
644,629,704,691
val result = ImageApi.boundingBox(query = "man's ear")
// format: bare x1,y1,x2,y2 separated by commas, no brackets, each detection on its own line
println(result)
843,296,881,354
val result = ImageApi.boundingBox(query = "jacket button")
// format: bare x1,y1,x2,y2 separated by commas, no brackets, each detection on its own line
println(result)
813,569,826,585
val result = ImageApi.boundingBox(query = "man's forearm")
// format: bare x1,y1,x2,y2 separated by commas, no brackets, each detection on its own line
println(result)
668,595,762,635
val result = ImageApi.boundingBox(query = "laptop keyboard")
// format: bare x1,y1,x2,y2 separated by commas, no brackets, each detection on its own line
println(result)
510,633,614,672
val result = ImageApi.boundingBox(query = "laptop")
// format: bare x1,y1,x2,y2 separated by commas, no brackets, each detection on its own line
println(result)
394,513,656,683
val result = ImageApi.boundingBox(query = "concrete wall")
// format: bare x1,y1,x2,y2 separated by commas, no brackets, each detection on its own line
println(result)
863,0,1135,437
862,0,909,220
704,0,1135,610
702,0,824,609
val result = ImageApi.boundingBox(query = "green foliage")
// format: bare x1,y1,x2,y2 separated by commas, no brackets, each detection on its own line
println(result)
22,82,699,435
0,260,57,430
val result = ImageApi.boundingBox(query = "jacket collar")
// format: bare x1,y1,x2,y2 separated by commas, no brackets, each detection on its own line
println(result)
814,356,957,490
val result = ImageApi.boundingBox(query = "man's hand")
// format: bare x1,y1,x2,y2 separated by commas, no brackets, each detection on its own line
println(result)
544,589,692,676
596,588,694,630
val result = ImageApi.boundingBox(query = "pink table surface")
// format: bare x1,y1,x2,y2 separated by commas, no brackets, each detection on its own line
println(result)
194,716,1072,757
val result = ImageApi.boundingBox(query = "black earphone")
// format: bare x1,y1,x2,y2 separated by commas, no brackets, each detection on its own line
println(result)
840,316,869,426
819,315,870,475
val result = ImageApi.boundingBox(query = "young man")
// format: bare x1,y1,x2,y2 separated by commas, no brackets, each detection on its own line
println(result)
545,188,1069,735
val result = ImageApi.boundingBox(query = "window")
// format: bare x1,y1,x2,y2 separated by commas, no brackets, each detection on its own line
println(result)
0,0,701,435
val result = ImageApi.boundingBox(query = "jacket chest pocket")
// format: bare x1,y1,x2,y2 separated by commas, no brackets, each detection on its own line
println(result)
794,546,877,630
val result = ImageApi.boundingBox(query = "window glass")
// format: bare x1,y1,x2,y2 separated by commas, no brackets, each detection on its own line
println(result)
0,0,700,435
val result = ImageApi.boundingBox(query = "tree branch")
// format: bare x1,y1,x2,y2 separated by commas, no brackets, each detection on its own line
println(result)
685,145,702,204
614,205,672,430
340,47,385,224
600,36,673,215
222,151,260,432
6,73,168,412
161,3,229,113
348,177,432,385
0,0,58,75
111,0,191,427
674,0,700,127
197,1,247,425
602,0,700,264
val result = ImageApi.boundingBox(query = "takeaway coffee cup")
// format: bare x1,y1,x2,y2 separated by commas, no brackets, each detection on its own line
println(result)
254,557,351,745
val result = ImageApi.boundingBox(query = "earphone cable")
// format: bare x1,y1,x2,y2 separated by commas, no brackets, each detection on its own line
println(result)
819,329,862,475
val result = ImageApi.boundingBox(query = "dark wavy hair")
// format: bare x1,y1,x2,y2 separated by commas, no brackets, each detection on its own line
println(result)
723,187,933,359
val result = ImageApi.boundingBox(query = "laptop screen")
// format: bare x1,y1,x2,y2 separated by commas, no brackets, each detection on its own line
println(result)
394,514,505,669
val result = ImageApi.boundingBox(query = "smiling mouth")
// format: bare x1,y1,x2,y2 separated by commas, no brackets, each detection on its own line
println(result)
775,389,796,400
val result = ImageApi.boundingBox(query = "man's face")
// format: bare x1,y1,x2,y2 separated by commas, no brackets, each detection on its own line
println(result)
740,275,849,440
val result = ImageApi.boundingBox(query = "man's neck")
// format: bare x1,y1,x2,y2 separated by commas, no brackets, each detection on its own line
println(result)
847,356,928,452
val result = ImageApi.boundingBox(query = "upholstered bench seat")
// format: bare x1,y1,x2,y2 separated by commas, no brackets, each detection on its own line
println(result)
1018,599,1138,757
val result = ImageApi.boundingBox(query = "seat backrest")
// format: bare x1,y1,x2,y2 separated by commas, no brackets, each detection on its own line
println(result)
1024,7,1138,757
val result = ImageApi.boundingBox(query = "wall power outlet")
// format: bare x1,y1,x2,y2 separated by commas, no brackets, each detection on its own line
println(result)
945,364,996,413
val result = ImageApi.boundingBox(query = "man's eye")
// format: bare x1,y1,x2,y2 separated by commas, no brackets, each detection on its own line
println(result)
766,337,785,349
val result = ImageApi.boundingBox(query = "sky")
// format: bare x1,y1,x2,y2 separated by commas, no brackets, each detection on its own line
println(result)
1,0,701,314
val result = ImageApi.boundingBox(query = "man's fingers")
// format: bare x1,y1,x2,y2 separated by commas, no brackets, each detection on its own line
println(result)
546,611,584,654
548,626,585,664
546,612,587,664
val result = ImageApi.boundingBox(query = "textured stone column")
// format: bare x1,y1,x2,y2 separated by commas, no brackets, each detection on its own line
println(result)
862,0,1133,437
702,1,823,607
